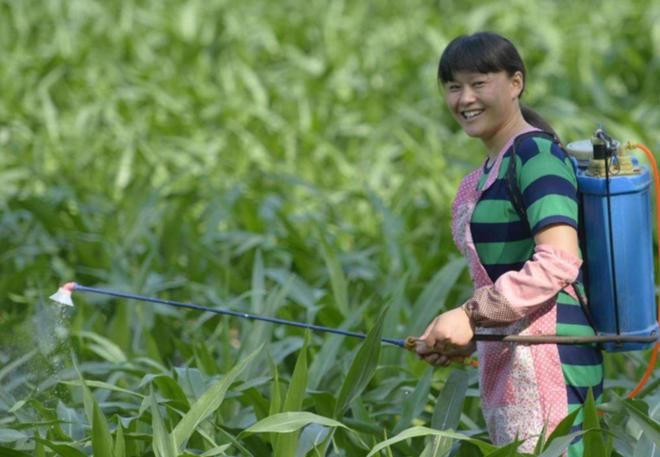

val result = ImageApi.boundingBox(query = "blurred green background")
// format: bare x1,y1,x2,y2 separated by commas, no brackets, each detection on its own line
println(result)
1,0,659,454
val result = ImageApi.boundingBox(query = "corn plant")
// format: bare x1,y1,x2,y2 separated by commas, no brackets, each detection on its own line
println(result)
1,0,659,455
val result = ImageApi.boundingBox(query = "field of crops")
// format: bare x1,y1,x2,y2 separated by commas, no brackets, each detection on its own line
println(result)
2,0,660,455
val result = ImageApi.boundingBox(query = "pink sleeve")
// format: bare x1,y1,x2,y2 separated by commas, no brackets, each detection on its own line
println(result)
463,244,582,326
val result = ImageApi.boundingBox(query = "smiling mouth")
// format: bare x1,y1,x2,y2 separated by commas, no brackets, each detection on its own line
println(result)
461,109,484,120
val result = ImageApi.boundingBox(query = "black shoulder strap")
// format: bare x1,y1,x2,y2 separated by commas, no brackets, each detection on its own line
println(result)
506,132,597,332
506,131,561,226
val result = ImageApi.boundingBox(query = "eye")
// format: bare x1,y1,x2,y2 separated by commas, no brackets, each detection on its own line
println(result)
446,83,461,92
473,80,486,88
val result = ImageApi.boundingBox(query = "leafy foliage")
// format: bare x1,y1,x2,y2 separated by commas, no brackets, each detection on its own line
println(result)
1,0,659,455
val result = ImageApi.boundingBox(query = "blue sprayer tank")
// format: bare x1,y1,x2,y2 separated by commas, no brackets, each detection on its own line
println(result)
567,136,658,352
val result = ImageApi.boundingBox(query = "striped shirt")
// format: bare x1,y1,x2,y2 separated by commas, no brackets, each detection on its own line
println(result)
470,134,603,456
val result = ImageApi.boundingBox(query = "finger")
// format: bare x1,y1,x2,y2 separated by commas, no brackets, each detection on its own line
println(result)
418,318,437,341
436,356,450,367
424,353,441,365
443,345,474,357
432,338,454,354
415,339,435,356
419,317,443,345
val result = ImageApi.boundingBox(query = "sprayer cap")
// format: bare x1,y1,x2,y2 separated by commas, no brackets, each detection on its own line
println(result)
566,139,593,161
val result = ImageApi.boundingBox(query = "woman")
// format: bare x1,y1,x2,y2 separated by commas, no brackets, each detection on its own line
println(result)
415,32,603,456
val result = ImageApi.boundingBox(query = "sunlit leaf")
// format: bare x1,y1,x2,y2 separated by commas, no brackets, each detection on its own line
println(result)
366,426,496,457
242,412,347,435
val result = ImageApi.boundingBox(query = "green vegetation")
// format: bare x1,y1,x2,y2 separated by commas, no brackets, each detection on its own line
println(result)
1,0,659,455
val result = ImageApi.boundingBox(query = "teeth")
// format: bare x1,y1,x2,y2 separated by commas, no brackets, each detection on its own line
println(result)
462,110,483,119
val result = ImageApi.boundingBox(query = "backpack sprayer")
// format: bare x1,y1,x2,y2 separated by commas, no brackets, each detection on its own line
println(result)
49,128,659,396
565,126,660,398
566,127,659,352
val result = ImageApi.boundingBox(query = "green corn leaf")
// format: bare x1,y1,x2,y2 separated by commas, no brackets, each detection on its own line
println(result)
632,432,660,457
381,274,409,366
0,350,37,384
269,353,282,416
71,357,93,424
113,423,126,457
533,422,548,454
543,408,580,451
394,366,433,434
582,388,607,456
621,398,660,448
268,351,283,448
366,426,496,457
333,307,387,418
35,435,46,457
0,446,37,457
139,374,190,409
283,331,310,412
34,439,87,457
420,436,452,457
483,440,525,456
72,356,113,457
431,369,469,431
320,235,349,317
91,402,114,457
242,412,347,435
307,300,370,391
0,429,28,443
537,430,585,457
200,445,232,456
60,380,144,399
406,257,466,336
108,302,131,352
213,426,255,457
150,390,177,457
274,331,310,457
251,249,265,314
74,331,127,363
172,345,261,449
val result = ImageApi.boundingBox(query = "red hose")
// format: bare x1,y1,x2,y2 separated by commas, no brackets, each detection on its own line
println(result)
627,143,660,399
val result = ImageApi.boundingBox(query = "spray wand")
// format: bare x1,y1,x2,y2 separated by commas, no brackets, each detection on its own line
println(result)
50,282,657,351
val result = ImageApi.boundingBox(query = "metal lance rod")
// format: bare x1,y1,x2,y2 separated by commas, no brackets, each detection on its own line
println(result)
50,282,408,348
50,283,658,348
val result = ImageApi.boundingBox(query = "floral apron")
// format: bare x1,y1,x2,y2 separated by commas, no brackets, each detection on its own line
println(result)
450,133,570,451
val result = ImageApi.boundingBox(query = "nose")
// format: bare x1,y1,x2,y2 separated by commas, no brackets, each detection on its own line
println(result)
458,86,477,106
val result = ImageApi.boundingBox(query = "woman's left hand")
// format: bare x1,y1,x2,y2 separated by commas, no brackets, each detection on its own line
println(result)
415,307,475,366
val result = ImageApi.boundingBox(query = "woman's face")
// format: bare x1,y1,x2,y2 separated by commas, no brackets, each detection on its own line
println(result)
442,70,523,142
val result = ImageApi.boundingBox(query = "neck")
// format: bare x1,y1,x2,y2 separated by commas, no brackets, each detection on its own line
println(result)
483,113,533,161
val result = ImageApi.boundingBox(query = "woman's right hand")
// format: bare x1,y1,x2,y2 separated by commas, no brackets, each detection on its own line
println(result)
415,307,476,367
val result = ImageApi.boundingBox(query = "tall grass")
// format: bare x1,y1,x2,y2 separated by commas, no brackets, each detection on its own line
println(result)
1,0,659,455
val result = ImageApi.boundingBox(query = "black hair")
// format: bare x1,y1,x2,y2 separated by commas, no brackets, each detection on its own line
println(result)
438,32,559,141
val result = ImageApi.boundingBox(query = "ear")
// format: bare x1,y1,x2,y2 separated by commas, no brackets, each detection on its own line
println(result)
510,71,524,98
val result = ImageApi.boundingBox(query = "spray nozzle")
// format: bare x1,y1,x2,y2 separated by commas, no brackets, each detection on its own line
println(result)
49,282,76,307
